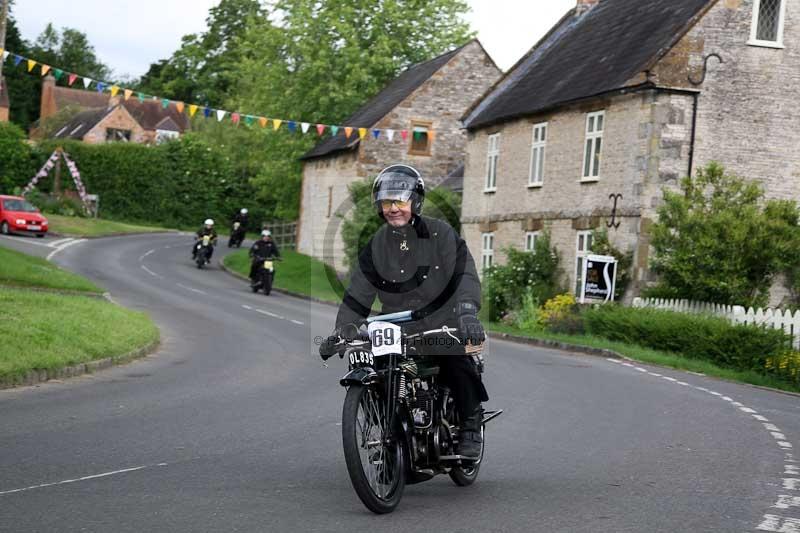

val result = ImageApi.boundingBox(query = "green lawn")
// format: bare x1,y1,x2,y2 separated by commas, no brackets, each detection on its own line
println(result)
0,287,159,382
0,245,102,293
47,214,173,237
224,249,343,303
488,321,800,394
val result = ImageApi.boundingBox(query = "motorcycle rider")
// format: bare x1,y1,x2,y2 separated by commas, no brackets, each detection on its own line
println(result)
234,208,249,227
249,229,281,282
192,218,218,262
319,164,488,458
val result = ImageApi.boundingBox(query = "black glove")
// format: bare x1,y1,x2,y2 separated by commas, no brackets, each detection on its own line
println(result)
456,302,485,345
319,329,342,361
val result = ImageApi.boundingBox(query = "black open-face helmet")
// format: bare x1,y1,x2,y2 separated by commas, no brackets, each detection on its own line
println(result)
372,164,425,218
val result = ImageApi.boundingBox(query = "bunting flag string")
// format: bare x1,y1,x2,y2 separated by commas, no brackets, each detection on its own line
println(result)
2,49,438,144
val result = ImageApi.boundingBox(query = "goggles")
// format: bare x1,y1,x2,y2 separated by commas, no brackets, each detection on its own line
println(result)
379,199,411,209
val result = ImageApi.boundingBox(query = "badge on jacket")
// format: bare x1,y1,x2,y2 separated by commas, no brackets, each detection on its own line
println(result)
400,240,409,251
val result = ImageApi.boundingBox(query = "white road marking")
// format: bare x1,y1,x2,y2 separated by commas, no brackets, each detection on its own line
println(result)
662,376,677,382
649,372,663,377
48,238,74,247
138,249,155,261
635,367,647,373
732,401,744,407
0,463,167,496
695,386,709,392
787,466,800,475
721,396,733,402
141,265,162,279
255,309,284,320
783,479,800,491
46,238,86,261
766,424,782,432
773,433,789,441
242,305,253,310
754,415,770,422
0,235,54,248
621,362,634,367
757,514,800,532
779,442,794,449
708,391,722,396
290,319,304,325
774,495,800,509
676,381,689,386
606,358,620,363
740,407,758,414
176,283,207,295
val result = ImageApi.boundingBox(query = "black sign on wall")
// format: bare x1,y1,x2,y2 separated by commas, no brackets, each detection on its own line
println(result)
580,254,618,303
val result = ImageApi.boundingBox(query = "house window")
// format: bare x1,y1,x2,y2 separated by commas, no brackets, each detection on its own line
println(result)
106,128,131,142
575,230,594,294
482,233,494,270
750,0,786,46
156,129,179,144
529,123,547,186
525,231,540,253
582,111,604,180
408,122,432,156
485,133,500,191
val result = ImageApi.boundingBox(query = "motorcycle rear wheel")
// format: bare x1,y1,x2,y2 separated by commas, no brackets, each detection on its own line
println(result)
342,385,404,514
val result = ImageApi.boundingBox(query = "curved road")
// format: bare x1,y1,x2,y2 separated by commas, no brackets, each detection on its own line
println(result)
1,233,799,532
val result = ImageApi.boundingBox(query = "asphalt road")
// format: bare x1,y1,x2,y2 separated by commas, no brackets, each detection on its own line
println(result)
1,233,800,532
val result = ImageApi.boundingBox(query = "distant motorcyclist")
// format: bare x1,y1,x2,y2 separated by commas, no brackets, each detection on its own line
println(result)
249,230,281,281
230,208,249,248
192,218,218,262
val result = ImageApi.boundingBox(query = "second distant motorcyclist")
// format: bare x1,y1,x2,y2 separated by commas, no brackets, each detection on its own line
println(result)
249,230,281,281
192,218,219,263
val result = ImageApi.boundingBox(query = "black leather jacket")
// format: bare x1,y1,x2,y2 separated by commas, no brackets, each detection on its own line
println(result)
336,215,481,333
196,227,218,242
250,239,280,261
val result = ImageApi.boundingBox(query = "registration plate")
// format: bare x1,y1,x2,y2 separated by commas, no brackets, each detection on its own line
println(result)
263,261,274,270
27,225,41,231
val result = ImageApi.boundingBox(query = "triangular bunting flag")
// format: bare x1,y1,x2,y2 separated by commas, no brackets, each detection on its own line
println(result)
413,130,422,141
316,124,326,136
386,129,395,141
245,115,255,126
272,119,282,131
83,78,93,89
216,110,227,122
189,104,198,117
40,64,51,76
344,127,353,138
231,113,241,125
0,48,3,58
27,59,36,72
259,117,268,128
138,92,145,103
68,73,78,86
110,86,120,97
400,130,409,141
203,107,211,118
13,55,23,66
428,130,436,142
176,102,185,114
162,98,170,109
331,125,339,136
96,82,106,93
301,122,310,134
372,129,381,139
124,89,133,100
358,128,367,139
1,50,9,62
287,121,297,133
53,68,63,80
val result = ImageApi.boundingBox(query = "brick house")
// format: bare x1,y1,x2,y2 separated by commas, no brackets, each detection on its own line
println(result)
461,0,798,305
38,74,188,144
297,39,501,270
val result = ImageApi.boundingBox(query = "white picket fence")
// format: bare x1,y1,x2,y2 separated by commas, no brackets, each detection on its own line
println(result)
632,297,800,349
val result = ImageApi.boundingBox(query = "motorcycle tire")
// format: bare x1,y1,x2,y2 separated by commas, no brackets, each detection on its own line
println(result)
448,407,484,487
342,385,404,514
264,272,272,296
228,239,233,248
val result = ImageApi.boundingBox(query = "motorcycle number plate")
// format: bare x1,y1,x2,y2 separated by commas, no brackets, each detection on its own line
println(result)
202,236,211,245
263,261,274,270
234,222,240,229
348,350,374,366
368,321,402,356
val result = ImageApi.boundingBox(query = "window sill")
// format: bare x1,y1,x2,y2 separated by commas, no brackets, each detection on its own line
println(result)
527,183,543,189
747,40,785,49
408,151,432,157
579,177,600,184
483,188,497,194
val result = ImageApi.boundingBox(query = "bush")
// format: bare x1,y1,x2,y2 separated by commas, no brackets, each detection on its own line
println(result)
0,122,34,194
583,305,791,371
538,294,584,334
482,233,562,322
765,352,800,384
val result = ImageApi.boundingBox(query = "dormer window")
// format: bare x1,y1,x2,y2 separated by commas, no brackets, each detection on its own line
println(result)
750,0,786,48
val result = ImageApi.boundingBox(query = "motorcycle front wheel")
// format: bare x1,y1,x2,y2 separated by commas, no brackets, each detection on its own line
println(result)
342,385,404,514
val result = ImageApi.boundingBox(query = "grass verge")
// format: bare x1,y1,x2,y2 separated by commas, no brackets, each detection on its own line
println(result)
0,287,159,382
488,322,800,394
47,214,173,237
0,245,102,293
224,249,343,303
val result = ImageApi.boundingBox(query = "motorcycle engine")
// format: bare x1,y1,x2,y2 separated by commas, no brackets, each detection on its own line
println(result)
409,380,435,429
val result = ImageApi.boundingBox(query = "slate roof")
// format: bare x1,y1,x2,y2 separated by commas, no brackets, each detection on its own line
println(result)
52,107,114,139
122,99,190,132
301,43,469,161
54,86,110,111
464,0,713,129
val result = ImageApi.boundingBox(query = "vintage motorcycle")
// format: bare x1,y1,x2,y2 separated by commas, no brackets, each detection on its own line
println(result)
228,222,245,248
331,310,502,514
194,235,214,269
251,256,280,295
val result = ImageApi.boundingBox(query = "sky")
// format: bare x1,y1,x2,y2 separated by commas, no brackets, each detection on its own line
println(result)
12,0,576,79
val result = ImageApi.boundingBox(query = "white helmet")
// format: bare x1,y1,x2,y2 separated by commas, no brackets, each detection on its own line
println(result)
204,218,214,226
240,208,248,214
261,230,271,237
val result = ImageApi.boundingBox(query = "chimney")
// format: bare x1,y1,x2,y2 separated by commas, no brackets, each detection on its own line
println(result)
0,77,9,123
576,0,599,15
40,74,57,121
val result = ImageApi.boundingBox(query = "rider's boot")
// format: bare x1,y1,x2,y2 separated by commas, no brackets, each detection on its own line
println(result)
457,405,484,459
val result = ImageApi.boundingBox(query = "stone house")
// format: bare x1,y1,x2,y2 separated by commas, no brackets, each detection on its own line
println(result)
461,0,799,305
297,39,501,270
38,74,188,144
0,77,9,122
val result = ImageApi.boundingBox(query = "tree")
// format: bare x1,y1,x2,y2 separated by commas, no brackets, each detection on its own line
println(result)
649,162,800,307
31,24,111,81
2,2,39,128
0,121,33,193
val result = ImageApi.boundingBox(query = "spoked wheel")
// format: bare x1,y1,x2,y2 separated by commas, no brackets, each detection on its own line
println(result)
263,272,272,296
342,385,404,514
447,406,484,487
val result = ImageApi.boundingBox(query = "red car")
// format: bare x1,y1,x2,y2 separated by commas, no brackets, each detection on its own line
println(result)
0,195,49,238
